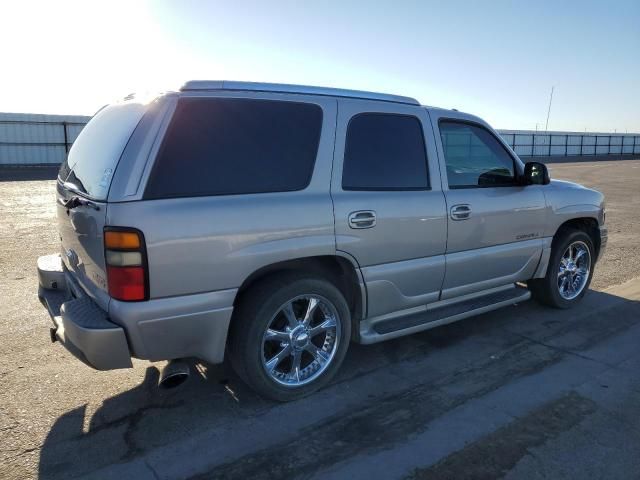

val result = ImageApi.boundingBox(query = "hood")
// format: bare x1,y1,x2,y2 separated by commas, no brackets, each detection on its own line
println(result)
550,179,587,190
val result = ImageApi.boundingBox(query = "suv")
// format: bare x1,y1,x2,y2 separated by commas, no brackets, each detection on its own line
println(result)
38,81,607,401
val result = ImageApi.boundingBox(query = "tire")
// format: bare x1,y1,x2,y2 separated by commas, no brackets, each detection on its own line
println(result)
529,228,595,309
228,273,351,402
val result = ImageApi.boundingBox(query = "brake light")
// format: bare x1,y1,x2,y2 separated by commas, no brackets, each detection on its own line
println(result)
104,227,148,301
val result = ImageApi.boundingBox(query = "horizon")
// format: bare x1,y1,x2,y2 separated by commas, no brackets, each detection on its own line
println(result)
1,0,638,132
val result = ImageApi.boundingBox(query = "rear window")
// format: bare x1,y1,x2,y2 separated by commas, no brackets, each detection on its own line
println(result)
144,98,323,199
64,102,146,200
342,113,429,191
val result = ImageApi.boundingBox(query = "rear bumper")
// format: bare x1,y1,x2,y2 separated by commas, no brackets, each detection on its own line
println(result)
37,254,132,370
38,253,236,370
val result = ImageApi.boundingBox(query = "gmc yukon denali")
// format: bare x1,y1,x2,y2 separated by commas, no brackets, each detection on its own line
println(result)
37,81,607,401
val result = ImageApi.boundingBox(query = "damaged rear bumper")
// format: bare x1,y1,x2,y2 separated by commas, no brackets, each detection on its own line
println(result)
37,254,132,370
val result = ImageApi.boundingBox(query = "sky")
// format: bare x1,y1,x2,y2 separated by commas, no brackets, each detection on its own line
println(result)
0,0,638,132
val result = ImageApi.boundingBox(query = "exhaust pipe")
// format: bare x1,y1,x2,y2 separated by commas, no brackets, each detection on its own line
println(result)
159,359,190,389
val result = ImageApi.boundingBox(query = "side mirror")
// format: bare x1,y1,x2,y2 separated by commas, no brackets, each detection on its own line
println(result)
522,162,550,185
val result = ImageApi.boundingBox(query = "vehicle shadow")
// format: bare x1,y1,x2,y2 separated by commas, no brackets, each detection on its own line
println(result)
37,287,639,479
37,358,272,479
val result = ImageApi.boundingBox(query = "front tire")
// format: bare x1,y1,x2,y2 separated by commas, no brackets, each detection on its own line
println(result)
529,229,595,309
229,273,351,402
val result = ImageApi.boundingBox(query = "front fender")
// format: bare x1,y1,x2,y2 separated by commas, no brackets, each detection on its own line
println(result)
544,204,602,237
541,181,605,237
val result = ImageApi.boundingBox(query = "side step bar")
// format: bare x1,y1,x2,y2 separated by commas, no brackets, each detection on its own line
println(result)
359,285,531,344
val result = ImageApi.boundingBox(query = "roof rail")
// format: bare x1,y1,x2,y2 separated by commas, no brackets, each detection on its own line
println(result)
180,80,420,105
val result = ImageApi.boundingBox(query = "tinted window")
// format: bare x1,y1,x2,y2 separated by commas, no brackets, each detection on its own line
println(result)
342,113,428,190
144,98,322,199
439,121,516,189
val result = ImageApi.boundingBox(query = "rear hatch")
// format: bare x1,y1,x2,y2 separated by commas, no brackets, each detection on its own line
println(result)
57,100,147,311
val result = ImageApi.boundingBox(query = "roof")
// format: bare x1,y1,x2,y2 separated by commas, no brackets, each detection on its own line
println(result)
180,80,420,105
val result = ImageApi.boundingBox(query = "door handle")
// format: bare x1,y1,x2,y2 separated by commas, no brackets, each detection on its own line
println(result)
348,210,376,229
450,204,471,220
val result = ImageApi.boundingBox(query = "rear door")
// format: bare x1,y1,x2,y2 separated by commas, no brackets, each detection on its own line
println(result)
57,100,147,310
332,100,447,319
433,115,547,299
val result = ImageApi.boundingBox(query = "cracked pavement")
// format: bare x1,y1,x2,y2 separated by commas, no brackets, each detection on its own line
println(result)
1,158,640,479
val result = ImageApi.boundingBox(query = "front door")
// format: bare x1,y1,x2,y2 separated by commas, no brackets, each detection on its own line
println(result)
434,117,548,299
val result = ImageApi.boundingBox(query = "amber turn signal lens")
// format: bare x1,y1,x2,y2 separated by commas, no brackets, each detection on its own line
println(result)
104,231,141,249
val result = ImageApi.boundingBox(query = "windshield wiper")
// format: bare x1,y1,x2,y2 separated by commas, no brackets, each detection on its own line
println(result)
62,181,82,194
59,195,100,211
60,181,100,210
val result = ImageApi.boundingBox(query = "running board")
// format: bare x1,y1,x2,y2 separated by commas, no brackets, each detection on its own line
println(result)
359,285,531,344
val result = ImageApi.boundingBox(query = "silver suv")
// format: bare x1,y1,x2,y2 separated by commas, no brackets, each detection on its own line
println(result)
37,81,607,401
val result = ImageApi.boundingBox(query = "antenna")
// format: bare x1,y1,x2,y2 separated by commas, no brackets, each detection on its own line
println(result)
545,86,554,131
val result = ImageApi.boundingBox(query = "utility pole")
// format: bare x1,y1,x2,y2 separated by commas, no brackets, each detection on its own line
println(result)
545,86,554,131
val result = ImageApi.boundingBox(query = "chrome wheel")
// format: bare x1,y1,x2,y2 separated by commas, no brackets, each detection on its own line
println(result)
261,295,341,387
557,240,591,300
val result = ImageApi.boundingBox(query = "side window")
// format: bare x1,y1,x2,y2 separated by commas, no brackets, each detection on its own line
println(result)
439,121,516,189
145,98,323,199
342,113,429,191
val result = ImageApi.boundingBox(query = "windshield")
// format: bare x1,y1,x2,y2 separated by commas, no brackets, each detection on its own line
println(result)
62,100,147,200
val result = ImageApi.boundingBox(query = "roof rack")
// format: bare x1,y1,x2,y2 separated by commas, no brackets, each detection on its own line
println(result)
180,80,420,106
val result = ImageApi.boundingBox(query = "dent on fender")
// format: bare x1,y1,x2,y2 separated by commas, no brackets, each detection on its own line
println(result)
554,204,602,216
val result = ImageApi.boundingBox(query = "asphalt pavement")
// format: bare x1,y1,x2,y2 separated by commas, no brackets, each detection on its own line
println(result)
1,158,639,479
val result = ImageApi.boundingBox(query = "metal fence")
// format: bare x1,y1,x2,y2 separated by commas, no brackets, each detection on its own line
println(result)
0,113,90,165
497,130,640,157
1,112,639,166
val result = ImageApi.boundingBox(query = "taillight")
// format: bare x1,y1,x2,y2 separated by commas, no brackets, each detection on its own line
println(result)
104,228,148,301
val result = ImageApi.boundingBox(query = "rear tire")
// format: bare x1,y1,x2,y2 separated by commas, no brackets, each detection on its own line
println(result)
529,229,595,309
228,273,351,402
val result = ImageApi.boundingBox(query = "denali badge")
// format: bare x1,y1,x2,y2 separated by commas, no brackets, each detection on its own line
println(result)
516,233,538,240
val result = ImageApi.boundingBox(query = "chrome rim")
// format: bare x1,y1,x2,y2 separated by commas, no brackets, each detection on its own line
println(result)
557,240,591,300
261,295,341,387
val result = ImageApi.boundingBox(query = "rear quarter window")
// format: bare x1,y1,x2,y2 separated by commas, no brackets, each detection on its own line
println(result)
144,98,323,199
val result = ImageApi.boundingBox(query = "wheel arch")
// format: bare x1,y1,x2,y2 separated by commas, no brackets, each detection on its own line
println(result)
553,217,601,259
232,254,366,339
529,216,598,308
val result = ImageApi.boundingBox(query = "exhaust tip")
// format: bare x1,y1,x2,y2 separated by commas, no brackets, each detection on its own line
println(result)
159,359,190,389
